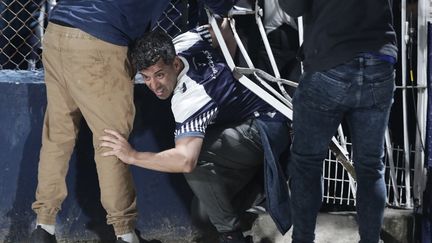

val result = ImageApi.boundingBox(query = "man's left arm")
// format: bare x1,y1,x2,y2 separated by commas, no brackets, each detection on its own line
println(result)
99,129,203,173
208,18,237,58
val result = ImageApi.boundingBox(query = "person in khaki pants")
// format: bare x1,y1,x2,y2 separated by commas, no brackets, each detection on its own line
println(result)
30,23,139,243
28,1,236,243
28,1,172,243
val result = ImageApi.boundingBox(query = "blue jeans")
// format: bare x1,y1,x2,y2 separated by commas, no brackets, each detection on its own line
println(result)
290,54,395,243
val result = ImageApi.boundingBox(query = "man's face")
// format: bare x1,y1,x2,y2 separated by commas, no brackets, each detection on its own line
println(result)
140,57,182,100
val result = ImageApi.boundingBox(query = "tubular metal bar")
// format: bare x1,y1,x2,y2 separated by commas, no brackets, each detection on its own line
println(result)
209,10,293,118
228,17,293,108
253,73,292,108
385,129,401,207
401,0,412,208
413,0,429,207
328,137,356,179
395,85,428,88
337,126,357,198
228,7,256,16
228,2,294,102
235,67,298,87
229,19,255,68
208,10,236,69
253,1,292,102
208,8,356,180
297,17,304,73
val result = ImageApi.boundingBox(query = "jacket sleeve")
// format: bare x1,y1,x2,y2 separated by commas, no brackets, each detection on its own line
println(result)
200,0,236,16
278,0,311,18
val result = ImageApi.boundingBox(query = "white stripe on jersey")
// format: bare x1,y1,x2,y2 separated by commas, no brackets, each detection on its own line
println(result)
173,31,202,54
171,60,213,123
174,107,219,138
173,26,212,54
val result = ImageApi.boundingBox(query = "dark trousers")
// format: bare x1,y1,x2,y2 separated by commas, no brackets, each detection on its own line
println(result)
184,119,263,233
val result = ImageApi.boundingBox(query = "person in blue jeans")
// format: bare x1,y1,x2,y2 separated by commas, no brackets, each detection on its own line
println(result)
278,0,397,242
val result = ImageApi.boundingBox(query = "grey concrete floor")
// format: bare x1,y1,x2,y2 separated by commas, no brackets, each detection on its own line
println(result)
248,212,360,243
51,208,413,243
247,208,413,243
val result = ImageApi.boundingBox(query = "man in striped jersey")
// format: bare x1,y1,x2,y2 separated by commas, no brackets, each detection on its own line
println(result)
99,20,292,243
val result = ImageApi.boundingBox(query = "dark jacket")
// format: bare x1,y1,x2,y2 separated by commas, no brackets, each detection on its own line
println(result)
256,119,292,234
49,0,236,46
278,0,398,72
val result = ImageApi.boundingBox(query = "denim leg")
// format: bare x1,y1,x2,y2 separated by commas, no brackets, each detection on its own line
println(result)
290,54,395,243
290,71,348,243
347,107,388,243
346,57,395,243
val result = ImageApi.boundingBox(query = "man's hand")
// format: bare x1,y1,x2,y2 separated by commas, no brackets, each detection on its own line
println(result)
99,129,136,164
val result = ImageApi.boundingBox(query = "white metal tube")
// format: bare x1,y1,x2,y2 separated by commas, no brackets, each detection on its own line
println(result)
298,17,304,73
336,126,357,197
255,7,280,78
209,7,355,180
254,7,292,102
413,0,429,206
254,74,292,108
208,12,236,70
385,129,401,207
229,19,255,68
401,0,412,208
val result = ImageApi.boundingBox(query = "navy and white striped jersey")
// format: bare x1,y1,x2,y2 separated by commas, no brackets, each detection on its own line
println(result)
171,26,276,140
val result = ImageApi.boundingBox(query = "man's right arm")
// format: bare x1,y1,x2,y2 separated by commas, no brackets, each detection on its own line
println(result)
278,0,311,18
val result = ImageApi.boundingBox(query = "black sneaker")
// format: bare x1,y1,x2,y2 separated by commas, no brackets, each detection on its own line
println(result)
28,226,57,243
219,231,250,243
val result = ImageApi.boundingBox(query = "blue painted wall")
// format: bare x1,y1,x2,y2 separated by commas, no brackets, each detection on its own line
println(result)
0,70,195,242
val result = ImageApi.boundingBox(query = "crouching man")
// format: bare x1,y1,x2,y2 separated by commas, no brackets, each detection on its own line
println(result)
99,20,292,243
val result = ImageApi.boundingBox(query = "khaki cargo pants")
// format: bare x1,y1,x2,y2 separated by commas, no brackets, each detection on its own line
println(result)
31,23,137,235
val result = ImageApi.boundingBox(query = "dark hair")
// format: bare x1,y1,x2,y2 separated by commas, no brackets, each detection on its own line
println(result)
128,30,176,71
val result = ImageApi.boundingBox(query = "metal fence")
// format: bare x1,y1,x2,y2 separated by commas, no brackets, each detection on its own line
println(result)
323,139,414,209
0,0,49,70
0,0,193,70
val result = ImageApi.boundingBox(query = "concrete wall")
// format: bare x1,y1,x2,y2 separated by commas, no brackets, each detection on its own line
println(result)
0,70,195,242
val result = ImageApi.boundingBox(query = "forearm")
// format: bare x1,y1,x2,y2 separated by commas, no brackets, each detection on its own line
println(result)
130,148,196,173
220,18,236,58
100,129,202,173
209,18,237,58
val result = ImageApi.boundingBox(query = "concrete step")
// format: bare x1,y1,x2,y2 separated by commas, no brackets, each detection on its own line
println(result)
248,208,414,243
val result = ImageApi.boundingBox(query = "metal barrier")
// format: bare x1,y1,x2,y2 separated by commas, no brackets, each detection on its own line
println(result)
0,0,189,70
323,140,414,208
0,0,51,70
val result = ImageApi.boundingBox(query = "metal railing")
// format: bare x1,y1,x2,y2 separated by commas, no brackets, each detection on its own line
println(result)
323,139,414,209
0,0,190,70
0,0,51,70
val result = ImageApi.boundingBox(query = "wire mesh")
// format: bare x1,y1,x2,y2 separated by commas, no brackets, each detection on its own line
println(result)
0,0,191,70
0,0,51,70
323,139,414,209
